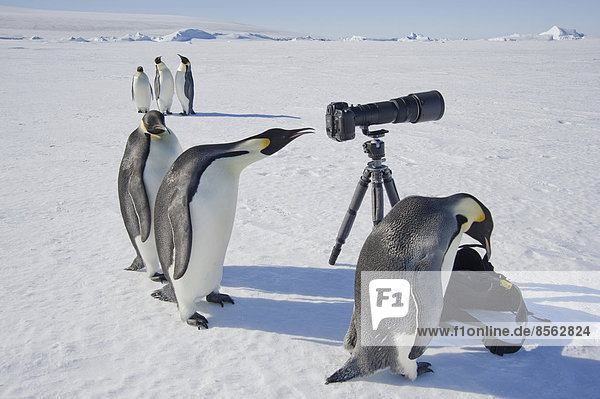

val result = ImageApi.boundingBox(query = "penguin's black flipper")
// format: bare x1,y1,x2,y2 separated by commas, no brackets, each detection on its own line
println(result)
124,255,145,271
151,283,176,302
168,201,193,280
184,68,194,114
187,313,208,329
206,292,235,307
118,131,151,242
154,67,160,100
128,172,152,242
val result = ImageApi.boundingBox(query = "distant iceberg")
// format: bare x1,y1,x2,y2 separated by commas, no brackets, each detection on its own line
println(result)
539,26,584,40
489,26,584,42
160,29,216,41
398,32,435,42
67,36,90,42
344,33,437,42
119,32,153,42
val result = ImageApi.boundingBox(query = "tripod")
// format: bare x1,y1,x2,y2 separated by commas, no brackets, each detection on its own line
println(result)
328,128,400,265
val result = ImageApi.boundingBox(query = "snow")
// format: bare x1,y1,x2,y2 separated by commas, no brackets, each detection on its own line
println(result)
1,6,600,398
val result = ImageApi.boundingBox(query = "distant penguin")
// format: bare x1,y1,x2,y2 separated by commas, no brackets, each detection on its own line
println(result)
131,66,153,113
154,56,174,114
118,110,183,281
326,194,493,384
175,54,195,115
153,128,312,328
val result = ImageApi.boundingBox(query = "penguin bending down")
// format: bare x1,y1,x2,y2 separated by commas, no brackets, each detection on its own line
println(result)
132,66,153,113
118,110,182,281
326,194,493,384
153,128,312,328
175,54,195,115
154,56,174,114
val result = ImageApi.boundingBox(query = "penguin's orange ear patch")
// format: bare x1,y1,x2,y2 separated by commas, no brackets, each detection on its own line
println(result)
261,138,271,150
475,208,485,222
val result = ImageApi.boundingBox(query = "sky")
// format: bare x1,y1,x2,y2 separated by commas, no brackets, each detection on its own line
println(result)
1,0,598,39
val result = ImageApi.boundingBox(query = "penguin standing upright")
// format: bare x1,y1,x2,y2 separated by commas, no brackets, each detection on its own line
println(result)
132,66,153,113
326,194,493,384
175,54,195,115
118,110,182,281
153,128,312,328
154,56,174,115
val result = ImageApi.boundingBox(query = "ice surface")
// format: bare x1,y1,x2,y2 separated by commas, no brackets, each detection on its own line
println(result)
0,6,599,398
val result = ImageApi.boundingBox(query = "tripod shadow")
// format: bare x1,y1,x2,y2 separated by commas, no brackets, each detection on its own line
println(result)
171,111,301,119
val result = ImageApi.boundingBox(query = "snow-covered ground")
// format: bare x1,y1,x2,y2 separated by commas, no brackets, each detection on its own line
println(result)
1,6,599,398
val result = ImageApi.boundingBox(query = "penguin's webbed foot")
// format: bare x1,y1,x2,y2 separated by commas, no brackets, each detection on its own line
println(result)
150,272,168,283
124,256,144,272
187,313,208,329
151,283,176,302
206,292,235,307
417,362,434,376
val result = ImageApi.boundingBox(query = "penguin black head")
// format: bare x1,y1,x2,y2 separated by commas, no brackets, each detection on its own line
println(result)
247,128,313,156
142,110,168,135
177,54,190,65
154,56,162,65
462,195,494,259
136,66,144,72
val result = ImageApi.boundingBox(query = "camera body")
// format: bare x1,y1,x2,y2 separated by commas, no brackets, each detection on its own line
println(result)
326,102,356,142
326,90,445,142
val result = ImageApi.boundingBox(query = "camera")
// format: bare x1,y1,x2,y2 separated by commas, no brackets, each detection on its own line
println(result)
326,90,445,142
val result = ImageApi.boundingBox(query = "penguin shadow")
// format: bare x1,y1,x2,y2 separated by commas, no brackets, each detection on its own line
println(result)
364,345,600,398
169,111,302,119
208,264,355,344
517,282,600,323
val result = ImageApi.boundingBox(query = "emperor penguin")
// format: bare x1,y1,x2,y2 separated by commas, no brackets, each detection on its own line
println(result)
153,128,312,328
118,110,183,281
175,54,195,115
326,193,493,384
131,66,153,113
154,56,174,115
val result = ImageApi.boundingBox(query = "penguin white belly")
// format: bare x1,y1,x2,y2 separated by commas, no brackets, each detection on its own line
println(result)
139,133,182,276
172,159,240,320
158,72,174,112
175,70,189,111
440,233,464,296
392,290,419,380
133,75,152,112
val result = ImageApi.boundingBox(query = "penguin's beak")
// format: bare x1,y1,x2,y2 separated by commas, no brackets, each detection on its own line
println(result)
145,124,167,137
465,202,493,260
484,236,492,260
256,128,314,155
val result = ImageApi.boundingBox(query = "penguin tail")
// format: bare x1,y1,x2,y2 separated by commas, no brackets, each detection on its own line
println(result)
325,357,367,384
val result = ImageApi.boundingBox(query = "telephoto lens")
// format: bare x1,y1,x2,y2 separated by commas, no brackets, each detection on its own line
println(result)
325,90,444,142
390,90,445,124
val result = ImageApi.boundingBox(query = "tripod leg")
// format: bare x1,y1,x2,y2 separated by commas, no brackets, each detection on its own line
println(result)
329,169,371,265
371,169,384,226
382,168,400,206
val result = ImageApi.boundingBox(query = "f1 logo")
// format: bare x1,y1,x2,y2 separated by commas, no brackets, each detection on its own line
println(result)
369,279,411,330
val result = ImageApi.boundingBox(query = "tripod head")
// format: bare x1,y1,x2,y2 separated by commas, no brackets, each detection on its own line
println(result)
361,126,388,163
